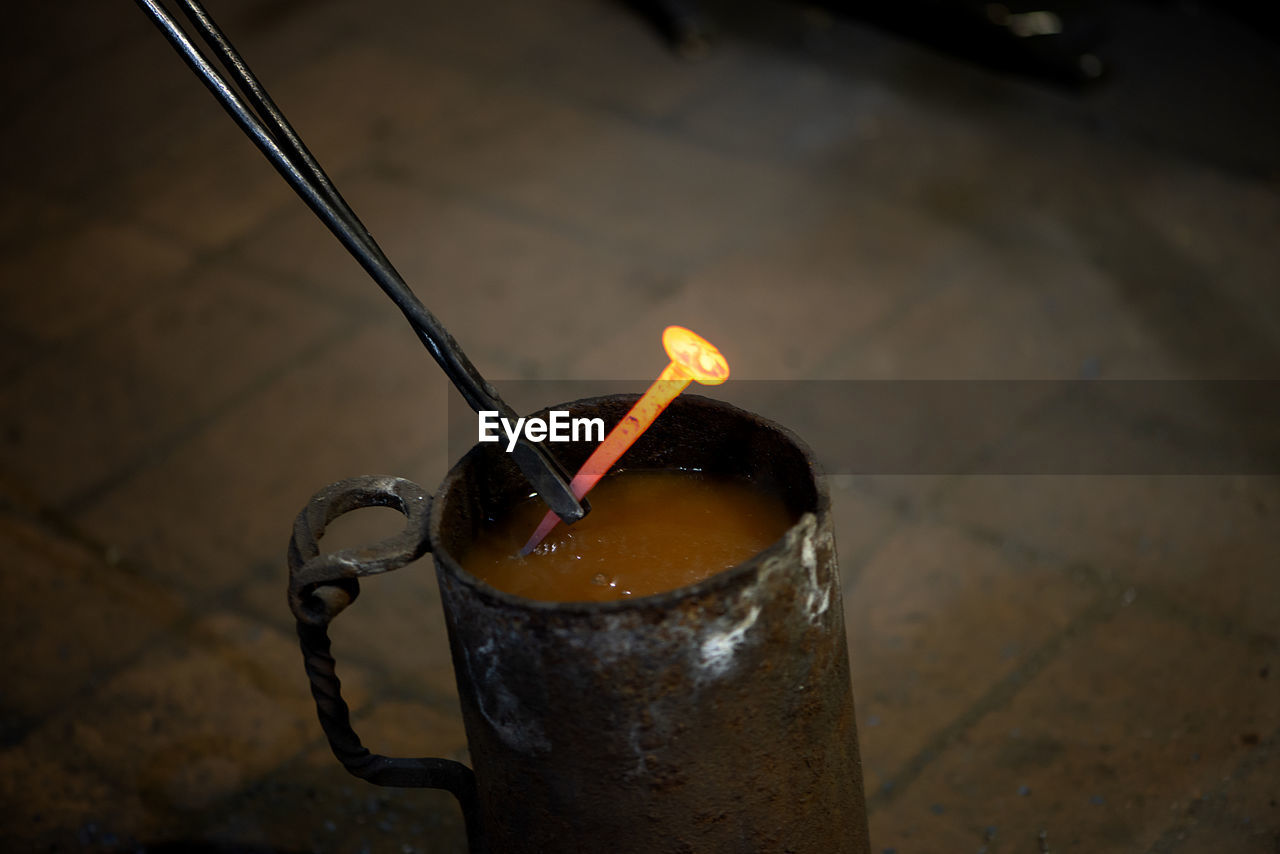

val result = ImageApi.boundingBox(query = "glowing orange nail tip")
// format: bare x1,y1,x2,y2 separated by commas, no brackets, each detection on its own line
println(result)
520,326,729,555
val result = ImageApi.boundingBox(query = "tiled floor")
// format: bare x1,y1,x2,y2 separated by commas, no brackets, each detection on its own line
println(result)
3,1,1278,852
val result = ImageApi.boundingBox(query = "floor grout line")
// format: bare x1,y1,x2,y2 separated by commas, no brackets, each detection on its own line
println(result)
844,477,1277,815
949,515,1280,650
842,473,1280,647
361,157,725,276
865,591,1122,813
1143,724,1280,854
1,476,465,754
57,318,366,519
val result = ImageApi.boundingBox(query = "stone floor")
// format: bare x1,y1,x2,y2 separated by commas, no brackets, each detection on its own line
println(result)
2,1,1278,852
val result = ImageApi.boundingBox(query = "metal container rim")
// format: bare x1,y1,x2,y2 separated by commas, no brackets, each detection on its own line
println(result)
428,393,830,616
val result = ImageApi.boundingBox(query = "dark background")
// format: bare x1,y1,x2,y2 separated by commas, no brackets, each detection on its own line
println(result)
1,1,1277,851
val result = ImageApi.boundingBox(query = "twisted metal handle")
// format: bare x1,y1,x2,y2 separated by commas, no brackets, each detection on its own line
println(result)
287,475,485,853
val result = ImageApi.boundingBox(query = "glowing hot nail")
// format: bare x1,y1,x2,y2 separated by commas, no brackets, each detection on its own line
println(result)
520,326,730,555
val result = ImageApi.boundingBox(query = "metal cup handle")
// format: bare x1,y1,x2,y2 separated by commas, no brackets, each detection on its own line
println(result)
287,475,484,852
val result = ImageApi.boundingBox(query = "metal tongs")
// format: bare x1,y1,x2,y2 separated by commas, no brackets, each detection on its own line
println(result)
136,0,587,524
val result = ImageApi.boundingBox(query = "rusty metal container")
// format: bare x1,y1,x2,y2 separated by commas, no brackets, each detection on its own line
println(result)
289,395,869,853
